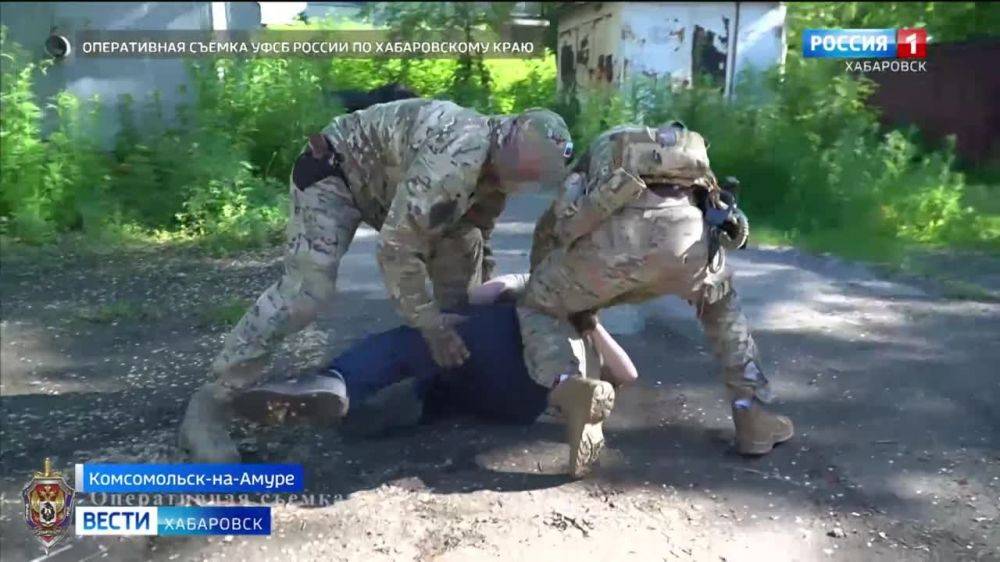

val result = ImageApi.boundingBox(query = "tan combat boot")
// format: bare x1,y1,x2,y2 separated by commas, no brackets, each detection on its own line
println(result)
549,377,616,478
732,397,794,455
179,382,241,463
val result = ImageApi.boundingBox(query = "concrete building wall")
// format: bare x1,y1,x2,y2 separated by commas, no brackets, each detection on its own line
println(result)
618,2,736,89
557,2,785,96
732,2,787,77
557,3,622,93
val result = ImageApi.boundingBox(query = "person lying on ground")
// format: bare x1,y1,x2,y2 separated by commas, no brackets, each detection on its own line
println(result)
232,274,636,468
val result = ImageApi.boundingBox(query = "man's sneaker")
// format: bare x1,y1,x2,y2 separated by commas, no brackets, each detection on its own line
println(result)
549,377,616,478
340,377,425,438
732,398,794,455
234,372,349,427
179,383,241,463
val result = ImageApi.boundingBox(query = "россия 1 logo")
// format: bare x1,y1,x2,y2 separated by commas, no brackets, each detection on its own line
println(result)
803,28,927,73
803,28,927,59
896,29,927,58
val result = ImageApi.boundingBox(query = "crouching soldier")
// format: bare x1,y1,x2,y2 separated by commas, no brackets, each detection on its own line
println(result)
179,99,574,462
517,122,794,476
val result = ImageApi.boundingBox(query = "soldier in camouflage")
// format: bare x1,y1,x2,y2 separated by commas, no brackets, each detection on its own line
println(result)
518,122,794,476
179,98,573,463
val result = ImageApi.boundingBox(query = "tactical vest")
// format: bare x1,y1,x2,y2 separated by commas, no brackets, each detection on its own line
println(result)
610,123,714,189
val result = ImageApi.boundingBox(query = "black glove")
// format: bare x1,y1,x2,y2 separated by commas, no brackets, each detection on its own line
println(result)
568,310,599,334
720,208,749,250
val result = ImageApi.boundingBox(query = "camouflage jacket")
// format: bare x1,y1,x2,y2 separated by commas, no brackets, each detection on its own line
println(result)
324,99,507,328
530,126,647,269
525,124,731,317
530,123,714,269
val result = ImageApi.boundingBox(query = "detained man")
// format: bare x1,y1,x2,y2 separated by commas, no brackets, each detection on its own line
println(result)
232,274,637,476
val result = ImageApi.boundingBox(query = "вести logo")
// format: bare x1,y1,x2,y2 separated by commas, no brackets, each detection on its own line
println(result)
22,458,76,552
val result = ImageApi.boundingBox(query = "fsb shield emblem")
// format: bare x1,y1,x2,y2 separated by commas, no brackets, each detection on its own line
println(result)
22,458,75,551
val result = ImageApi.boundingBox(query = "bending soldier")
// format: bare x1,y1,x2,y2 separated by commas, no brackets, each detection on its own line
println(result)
180,99,573,462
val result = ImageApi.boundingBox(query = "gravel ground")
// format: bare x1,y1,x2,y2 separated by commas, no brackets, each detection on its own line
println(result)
1,195,998,562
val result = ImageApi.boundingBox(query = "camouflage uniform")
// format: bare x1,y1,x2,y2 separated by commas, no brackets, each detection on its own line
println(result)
212,99,556,387
517,125,772,404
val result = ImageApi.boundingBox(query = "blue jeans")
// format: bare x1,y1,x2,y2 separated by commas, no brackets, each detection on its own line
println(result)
329,303,550,424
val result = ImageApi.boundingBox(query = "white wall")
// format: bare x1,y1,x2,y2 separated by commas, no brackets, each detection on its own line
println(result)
619,2,736,88
558,2,784,95
301,2,363,23
556,2,622,91
731,2,786,78
259,2,307,26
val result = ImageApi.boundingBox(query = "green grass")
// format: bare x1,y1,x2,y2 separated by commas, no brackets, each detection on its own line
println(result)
199,297,252,327
935,279,999,302
76,301,159,323
749,222,904,264
746,225,795,248
796,229,906,264
962,183,1000,215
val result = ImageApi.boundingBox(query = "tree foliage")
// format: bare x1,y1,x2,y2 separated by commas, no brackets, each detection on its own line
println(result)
358,2,517,107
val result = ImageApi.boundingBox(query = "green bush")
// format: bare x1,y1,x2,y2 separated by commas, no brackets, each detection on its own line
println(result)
186,57,329,180
1,28,112,241
1,16,559,247
1,27,298,249
176,162,287,250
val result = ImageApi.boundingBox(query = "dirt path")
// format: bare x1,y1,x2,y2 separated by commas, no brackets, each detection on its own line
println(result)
1,195,998,561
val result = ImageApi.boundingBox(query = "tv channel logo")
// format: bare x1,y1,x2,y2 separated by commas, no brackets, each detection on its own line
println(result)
803,29,927,59
76,507,158,536
76,506,271,536
896,28,927,58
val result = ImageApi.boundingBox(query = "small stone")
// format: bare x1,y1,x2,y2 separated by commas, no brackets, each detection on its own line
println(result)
828,527,846,538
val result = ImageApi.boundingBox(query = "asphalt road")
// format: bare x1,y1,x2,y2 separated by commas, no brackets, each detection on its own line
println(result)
1,195,998,561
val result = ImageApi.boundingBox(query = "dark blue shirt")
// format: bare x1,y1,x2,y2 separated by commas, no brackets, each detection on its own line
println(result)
330,303,550,424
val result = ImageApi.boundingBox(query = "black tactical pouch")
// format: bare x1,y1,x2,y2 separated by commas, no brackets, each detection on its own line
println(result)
292,133,347,191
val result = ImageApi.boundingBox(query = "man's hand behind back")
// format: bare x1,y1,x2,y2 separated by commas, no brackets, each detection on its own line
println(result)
420,313,471,368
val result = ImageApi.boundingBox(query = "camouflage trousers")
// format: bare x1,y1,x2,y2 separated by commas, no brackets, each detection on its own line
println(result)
211,175,486,389
517,195,772,401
